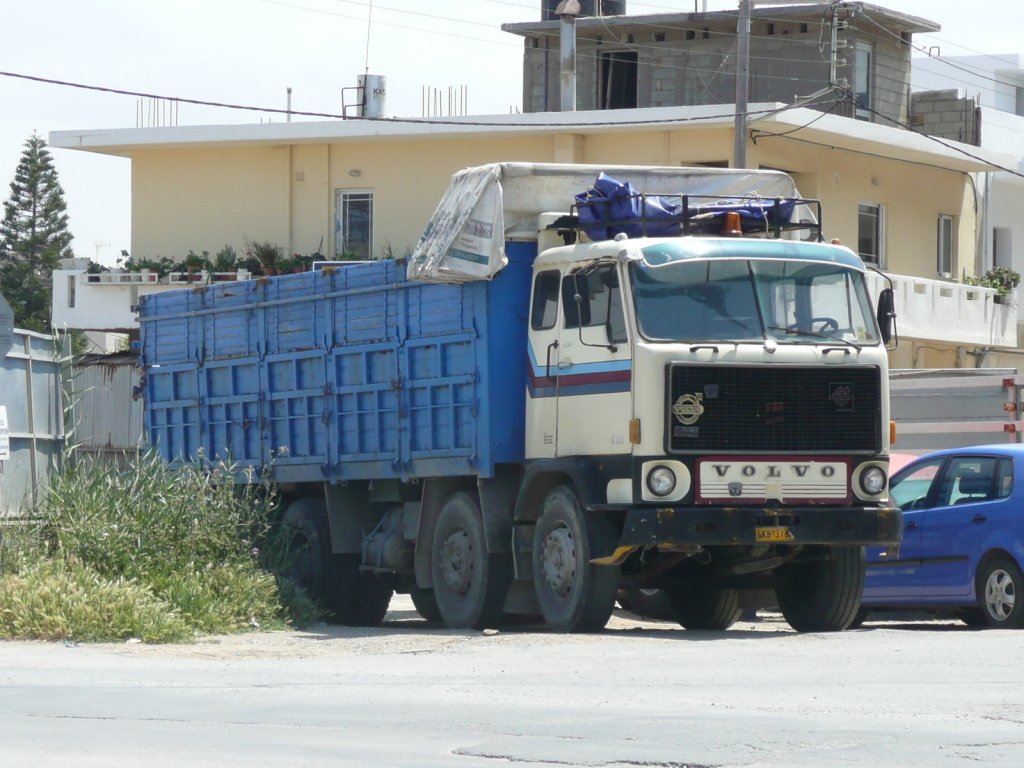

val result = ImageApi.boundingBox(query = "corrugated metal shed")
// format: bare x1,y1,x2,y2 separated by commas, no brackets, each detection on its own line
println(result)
67,351,144,467
0,331,65,516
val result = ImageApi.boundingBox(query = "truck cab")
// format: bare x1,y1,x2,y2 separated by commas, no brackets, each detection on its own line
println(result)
511,197,899,632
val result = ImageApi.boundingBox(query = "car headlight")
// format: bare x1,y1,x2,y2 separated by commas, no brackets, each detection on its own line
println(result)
860,466,887,496
647,466,677,497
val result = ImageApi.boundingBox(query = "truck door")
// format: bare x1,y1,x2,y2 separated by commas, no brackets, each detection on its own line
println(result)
555,263,633,458
525,269,562,459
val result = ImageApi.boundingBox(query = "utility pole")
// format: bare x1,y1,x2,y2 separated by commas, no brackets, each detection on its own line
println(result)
733,0,751,168
734,0,833,169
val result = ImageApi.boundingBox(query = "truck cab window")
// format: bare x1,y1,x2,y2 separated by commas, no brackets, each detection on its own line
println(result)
531,270,561,330
562,265,626,342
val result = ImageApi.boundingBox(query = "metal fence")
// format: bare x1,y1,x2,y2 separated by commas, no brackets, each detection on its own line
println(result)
0,331,65,517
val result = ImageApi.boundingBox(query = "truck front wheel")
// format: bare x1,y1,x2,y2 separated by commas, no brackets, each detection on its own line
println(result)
774,546,864,632
532,485,619,633
431,491,510,629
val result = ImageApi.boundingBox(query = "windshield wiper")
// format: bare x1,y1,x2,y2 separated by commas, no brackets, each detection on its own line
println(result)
766,326,862,349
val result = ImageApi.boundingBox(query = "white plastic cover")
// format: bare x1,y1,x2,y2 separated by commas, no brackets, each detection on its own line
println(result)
407,162,806,283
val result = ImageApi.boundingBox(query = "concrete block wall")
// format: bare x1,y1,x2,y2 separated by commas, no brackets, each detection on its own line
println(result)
518,10,918,129
910,89,981,145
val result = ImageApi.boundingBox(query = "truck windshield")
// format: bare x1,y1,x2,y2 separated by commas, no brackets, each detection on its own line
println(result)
630,256,879,344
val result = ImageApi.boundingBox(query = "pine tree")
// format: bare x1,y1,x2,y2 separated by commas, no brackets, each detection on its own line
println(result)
0,132,75,332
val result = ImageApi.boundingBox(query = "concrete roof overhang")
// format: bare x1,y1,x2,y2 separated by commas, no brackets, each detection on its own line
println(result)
501,3,940,37
49,102,1010,175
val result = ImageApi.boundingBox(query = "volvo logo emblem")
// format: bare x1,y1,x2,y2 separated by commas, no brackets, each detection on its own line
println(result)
728,482,743,497
672,393,705,425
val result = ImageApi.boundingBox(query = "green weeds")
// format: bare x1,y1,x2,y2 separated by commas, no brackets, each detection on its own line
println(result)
0,452,319,643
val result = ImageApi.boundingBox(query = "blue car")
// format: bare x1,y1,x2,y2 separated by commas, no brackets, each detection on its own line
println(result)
861,444,1024,628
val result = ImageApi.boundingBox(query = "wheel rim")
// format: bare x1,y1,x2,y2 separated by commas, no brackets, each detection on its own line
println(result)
541,524,577,597
985,568,1016,621
440,528,474,599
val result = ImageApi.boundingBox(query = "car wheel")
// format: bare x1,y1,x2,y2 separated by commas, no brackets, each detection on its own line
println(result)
665,587,741,630
774,546,864,632
532,485,619,633
431,491,510,629
976,556,1024,629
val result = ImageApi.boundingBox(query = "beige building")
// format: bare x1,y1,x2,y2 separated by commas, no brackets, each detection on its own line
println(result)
50,102,1013,369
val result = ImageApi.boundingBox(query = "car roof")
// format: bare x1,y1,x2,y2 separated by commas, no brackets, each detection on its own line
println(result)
896,443,1024,470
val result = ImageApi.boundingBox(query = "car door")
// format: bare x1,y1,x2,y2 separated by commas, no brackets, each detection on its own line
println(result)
916,455,1012,597
863,457,944,601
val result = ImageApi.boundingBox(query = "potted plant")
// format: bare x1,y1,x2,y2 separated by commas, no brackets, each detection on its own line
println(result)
966,266,1021,303
182,249,211,281
245,240,283,276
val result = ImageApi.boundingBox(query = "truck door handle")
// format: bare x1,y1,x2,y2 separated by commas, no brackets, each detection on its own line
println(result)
972,514,987,523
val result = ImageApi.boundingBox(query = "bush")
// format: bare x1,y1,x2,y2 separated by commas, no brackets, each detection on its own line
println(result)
0,452,321,642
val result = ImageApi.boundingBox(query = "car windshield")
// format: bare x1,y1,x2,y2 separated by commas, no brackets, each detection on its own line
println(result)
629,252,879,344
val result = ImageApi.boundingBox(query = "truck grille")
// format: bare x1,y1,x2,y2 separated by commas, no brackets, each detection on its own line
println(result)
668,364,881,453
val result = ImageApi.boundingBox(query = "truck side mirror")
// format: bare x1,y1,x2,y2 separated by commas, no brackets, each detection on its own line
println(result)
876,287,896,345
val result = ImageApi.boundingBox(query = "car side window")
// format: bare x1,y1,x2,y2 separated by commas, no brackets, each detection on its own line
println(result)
889,458,944,511
937,456,1004,506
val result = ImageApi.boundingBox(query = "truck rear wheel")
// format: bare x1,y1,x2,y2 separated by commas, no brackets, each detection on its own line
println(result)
532,485,619,633
281,498,355,618
774,546,864,632
665,587,741,630
410,587,443,623
281,498,392,626
431,491,510,629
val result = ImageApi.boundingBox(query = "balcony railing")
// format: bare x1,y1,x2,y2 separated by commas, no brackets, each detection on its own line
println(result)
865,270,1017,348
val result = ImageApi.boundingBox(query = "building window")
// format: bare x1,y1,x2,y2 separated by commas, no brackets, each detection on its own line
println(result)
858,203,884,266
67,275,76,308
855,42,873,120
937,214,954,277
599,51,638,109
335,189,373,259
994,226,1013,268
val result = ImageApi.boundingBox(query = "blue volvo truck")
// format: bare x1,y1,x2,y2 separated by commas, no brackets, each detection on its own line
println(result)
139,163,901,633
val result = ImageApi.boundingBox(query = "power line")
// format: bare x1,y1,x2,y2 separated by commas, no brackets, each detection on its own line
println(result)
0,68,786,128
859,10,1024,93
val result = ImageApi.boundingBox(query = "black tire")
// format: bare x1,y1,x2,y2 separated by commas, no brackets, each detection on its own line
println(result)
960,607,988,628
847,606,871,629
976,556,1024,629
774,546,865,632
280,498,355,617
617,589,675,621
431,491,510,629
346,563,393,627
410,587,444,623
665,587,742,630
532,485,620,633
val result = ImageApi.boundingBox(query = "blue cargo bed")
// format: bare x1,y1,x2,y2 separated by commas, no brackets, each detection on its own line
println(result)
139,244,535,482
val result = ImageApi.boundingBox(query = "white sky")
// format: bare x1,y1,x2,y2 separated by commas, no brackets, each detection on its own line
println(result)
0,0,1019,266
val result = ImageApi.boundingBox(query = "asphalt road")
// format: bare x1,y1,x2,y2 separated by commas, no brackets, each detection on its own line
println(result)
0,597,1021,768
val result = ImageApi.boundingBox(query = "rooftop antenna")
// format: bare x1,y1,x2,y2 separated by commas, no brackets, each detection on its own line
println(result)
364,0,374,76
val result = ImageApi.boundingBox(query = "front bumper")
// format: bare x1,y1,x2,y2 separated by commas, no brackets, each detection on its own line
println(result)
619,504,902,548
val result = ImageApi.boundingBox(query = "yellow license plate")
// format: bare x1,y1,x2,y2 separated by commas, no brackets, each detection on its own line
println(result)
755,527,795,542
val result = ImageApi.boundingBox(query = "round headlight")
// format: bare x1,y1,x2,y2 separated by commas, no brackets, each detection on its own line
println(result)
860,466,887,496
647,466,677,497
